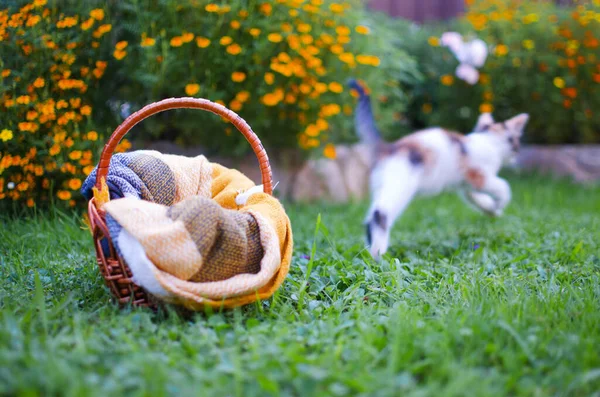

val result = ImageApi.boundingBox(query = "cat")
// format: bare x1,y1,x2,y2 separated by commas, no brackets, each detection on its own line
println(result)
348,80,529,259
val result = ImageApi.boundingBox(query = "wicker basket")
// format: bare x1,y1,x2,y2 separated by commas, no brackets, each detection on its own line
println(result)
87,98,273,308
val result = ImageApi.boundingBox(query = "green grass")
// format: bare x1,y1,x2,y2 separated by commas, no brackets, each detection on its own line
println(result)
1,175,599,396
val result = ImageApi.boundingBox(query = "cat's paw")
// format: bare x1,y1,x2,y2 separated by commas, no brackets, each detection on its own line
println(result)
235,185,264,206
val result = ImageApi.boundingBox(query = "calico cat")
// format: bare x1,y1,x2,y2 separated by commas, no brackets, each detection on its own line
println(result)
349,80,529,259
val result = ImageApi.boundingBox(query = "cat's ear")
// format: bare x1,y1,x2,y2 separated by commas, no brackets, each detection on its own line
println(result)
474,113,494,132
504,113,529,136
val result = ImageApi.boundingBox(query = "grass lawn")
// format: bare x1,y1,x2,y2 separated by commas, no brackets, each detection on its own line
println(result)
1,175,599,396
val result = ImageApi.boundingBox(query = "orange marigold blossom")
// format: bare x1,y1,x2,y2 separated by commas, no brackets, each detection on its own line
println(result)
220,36,233,45
80,105,92,115
328,82,343,93
87,131,98,141
323,144,336,159
81,18,94,30
268,33,283,43
113,49,127,60
57,190,71,200
231,72,246,82
170,36,183,47
185,83,200,96
441,75,454,86
356,25,370,35
226,43,242,55
115,139,132,153
249,28,261,37
68,179,82,190
260,3,272,16
141,36,156,47
264,72,275,84
115,41,128,50
479,103,494,113
236,91,250,102
196,37,210,48
90,8,105,20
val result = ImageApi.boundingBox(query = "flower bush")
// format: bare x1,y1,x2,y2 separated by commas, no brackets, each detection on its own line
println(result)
1,0,419,209
0,1,128,208
400,0,600,144
110,0,419,154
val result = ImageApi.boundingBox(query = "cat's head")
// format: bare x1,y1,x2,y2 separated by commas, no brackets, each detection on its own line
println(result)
473,112,529,164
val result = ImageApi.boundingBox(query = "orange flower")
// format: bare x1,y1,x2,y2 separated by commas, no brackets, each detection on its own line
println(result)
268,33,283,43
230,20,241,29
1,69,10,78
170,36,183,47
562,87,577,99
90,8,105,20
181,32,194,43
141,36,156,47
495,44,508,56
226,43,242,55
323,144,336,159
113,50,127,60
80,105,92,115
196,37,211,48
68,178,82,190
264,72,275,85
185,83,200,96
205,4,219,12
116,139,132,153
81,18,94,31
49,144,61,156
57,190,71,200
356,25,370,35
236,91,250,102
260,3,272,16
479,103,494,113
70,98,81,108
328,82,343,93
87,131,98,141
115,41,128,50
249,28,261,37
69,150,82,160
220,36,233,45
231,72,246,82
229,100,243,111
441,75,454,86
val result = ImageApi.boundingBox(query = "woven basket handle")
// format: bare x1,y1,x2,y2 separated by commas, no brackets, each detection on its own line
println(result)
95,97,273,195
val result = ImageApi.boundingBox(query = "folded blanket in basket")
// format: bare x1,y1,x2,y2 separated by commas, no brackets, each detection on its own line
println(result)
81,150,292,309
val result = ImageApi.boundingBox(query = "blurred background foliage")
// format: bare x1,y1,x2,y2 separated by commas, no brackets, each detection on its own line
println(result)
1,0,599,208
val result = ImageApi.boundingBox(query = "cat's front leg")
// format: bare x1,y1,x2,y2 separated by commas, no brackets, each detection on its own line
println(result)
482,176,511,216
460,189,498,217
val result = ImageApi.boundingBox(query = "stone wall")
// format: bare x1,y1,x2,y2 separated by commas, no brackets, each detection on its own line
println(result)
141,141,600,202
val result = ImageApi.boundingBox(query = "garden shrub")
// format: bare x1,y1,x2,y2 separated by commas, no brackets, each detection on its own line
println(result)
399,0,600,144
109,0,420,154
0,0,123,209
1,0,419,209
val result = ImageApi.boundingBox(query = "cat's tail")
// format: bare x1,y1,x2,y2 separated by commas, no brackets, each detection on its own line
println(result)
348,79,381,145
